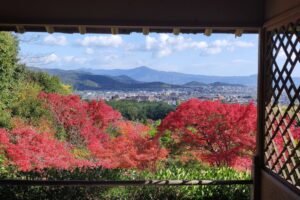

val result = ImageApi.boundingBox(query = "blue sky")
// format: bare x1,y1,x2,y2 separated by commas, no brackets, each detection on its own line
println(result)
18,32,259,76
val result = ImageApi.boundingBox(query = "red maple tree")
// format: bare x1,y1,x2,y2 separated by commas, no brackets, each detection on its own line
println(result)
38,93,167,170
39,92,120,145
158,99,257,170
0,128,82,171
271,116,300,167
89,121,168,170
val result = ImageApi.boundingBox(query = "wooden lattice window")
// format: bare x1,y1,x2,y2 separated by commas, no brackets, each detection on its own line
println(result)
264,18,300,190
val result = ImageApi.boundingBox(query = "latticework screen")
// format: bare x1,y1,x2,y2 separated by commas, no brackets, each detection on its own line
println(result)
264,18,300,190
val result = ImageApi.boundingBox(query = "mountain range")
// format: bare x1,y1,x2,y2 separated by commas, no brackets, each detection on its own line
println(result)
30,67,180,90
80,66,258,86
30,66,300,91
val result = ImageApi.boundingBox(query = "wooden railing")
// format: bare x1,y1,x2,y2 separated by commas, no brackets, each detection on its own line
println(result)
0,179,252,186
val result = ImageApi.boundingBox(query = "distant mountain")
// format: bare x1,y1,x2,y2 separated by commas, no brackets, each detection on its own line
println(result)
80,66,258,86
183,81,246,88
29,67,180,90
111,75,141,84
209,82,245,87
183,81,207,87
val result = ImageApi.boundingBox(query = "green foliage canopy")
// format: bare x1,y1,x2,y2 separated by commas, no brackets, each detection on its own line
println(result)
0,32,71,129
107,100,175,122
0,32,19,109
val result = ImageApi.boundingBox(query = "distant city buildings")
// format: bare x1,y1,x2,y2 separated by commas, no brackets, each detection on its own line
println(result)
76,85,257,105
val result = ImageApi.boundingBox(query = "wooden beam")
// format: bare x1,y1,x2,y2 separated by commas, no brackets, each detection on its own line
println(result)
235,29,243,37
173,28,180,35
265,0,300,21
0,24,260,34
111,27,119,35
142,27,149,35
15,25,25,33
78,25,86,34
45,25,54,34
264,4,300,30
204,28,212,36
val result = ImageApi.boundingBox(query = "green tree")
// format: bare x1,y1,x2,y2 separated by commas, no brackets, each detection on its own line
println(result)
10,83,48,124
0,32,19,109
25,70,72,94
0,32,71,129
107,100,175,122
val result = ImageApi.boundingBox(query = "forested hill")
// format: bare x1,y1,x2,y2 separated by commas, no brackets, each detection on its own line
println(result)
80,66,259,86
30,67,249,90
29,67,180,90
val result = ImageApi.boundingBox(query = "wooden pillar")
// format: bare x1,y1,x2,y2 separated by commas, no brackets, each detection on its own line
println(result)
253,27,266,200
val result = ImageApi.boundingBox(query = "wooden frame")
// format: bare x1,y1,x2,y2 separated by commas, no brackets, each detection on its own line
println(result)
0,1,300,200
257,5,300,199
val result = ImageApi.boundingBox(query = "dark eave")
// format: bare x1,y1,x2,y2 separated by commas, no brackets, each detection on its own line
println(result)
0,0,263,34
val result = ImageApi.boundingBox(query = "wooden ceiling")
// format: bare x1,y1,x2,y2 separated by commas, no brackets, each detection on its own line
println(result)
0,0,263,34
0,0,299,34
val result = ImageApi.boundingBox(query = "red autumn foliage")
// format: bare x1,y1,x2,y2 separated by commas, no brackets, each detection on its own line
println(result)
39,93,88,128
158,99,257,170
87,100,122,130
267,116,300,155
0,129,9,147
0,128,80,171
88,121,168,170
2,92,264,172
38,92,167,170
39,92,121,144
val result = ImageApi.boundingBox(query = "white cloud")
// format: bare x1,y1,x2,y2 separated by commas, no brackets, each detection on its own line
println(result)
85,48,94,55
145,36,157,50
63,56,75,62
206,47,222,55
22,53,61,65
157,48,172,57
145,34,209,57
77,35,123,47
234,41,255,48
213,39,254,50
103,54,119,63
43,35,68,46
41,53,60,64
144,34,255,57
213,39,230,47
63,56,87,65
213,39,254,48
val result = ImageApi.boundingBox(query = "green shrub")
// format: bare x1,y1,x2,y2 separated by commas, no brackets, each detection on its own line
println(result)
0,106,12,129
25,69,72,95
0,163,251,200
107,100,175,122
104,163,251,200
0,32,19,110
10,82,49,125
0,168,123,200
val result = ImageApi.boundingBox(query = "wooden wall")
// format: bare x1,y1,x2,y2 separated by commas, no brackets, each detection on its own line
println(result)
261,171,300,200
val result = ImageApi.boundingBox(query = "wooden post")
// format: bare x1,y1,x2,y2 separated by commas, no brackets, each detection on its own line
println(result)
253,28,267,200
